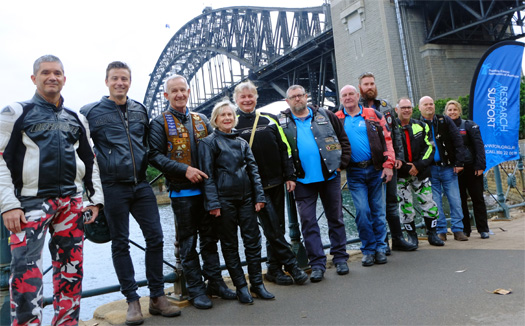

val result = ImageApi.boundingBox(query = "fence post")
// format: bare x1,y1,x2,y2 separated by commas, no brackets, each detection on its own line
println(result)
493,164,510,219
285,190,309,269
169,239,188,301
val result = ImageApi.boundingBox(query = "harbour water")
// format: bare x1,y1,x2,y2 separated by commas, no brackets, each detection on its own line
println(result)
40,191,361,324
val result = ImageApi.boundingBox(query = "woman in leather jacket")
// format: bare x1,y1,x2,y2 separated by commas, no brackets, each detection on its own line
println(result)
198,99,274,304
444,100,490,239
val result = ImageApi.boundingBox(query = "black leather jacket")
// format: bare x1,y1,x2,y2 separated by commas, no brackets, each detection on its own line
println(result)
359,97,404,161
0,93,104,213
236,109,296,189
397,118,435,180
420,114,465,167
198,129,266,211
80,96,150,184
148,107,212,191
452,118,486,171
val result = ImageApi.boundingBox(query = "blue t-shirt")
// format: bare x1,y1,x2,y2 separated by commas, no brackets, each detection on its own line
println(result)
292,108,327,184
342,106,372,163
170,187,201,198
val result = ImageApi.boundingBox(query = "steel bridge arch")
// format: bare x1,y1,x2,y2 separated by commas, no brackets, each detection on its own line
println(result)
144,5,331,118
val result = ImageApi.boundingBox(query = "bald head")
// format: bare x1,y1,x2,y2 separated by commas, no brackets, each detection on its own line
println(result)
340,85,360,113
419,96,435,119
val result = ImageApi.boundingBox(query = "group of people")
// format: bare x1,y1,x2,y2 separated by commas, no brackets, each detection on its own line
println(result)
0,55,489,326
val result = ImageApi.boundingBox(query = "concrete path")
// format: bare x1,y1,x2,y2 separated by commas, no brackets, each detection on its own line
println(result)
82,213,525,326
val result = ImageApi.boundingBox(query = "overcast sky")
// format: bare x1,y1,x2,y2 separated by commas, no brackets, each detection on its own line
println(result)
0,0,325,111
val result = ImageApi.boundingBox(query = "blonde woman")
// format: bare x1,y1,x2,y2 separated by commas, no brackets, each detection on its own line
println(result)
444,101,489,239
198,100,274,304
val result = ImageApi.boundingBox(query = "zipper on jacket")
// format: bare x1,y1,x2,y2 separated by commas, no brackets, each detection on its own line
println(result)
116,103,138,184
55,110,63,196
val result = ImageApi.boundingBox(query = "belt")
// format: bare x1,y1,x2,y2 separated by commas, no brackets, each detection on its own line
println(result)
349,159,373,168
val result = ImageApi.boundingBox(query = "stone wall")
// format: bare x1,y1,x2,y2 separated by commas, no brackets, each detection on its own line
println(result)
330,0,490,106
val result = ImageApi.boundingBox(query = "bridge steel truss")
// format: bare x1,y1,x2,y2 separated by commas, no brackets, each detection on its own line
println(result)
144,5,336,118
402,0,525,44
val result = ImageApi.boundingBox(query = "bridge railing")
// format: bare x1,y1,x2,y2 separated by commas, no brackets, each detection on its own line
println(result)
1,156,524,323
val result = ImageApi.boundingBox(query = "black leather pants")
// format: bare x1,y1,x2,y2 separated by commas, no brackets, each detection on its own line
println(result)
215,196,263,288
171,195,223,299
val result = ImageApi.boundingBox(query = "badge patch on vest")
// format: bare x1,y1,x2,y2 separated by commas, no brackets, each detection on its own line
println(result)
324,136,335,143
381,100,387,107
165,114,178,136
167,141,173,152
315,115,327,124
326,144,341,151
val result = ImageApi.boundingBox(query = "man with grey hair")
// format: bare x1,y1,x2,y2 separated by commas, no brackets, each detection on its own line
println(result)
149,75,235,309
0,54,104,325
336,85,394,266
277,85,351,282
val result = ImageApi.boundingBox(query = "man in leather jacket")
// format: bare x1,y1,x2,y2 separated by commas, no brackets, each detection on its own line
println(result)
148,75,235,310
337,85,393,266
419,96,468,242
358,72,415,253
1,55,103,326
81,62,180,324
278,85,351,282
395,97,444,247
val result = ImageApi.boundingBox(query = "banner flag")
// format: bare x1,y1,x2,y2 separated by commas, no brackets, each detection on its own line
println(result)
470,41,524,171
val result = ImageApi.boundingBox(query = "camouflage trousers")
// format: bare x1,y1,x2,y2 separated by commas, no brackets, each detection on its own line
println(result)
9,194,84,326
397,177,438,224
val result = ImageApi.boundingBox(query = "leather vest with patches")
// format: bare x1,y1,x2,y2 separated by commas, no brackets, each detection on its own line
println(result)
163,112,208,165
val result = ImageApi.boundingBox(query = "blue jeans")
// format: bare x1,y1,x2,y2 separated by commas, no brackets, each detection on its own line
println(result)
346,165,387,255
430,165,464,233
294,174,349,271
103,181,165,302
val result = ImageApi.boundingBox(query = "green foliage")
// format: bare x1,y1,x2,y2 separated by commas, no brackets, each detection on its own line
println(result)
146,166,164,187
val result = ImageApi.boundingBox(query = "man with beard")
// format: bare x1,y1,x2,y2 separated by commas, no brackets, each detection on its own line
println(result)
358,72,416,253
277,85,351,282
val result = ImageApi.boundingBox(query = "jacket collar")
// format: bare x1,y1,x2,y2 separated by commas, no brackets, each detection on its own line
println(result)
33,92,64,112
237,108,256,119
214,128,239,138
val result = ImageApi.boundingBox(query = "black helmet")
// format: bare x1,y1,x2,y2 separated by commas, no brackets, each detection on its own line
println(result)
84,210,111,244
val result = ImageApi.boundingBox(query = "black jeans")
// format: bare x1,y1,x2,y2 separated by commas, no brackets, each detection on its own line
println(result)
103,181,164,302
259,185,296,272
214,196,262,288
170,195,223,299
458,165,489,233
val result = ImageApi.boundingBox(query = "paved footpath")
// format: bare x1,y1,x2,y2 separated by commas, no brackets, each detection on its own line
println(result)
83,212,525,326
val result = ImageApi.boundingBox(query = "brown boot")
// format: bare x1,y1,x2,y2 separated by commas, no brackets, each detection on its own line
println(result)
126,300,144,325
149,295,181,317
454,231,469,241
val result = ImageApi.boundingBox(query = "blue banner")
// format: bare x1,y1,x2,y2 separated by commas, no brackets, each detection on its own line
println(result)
470,41,524,171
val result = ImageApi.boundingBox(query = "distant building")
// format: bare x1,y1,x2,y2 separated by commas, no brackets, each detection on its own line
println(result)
330,0,490,104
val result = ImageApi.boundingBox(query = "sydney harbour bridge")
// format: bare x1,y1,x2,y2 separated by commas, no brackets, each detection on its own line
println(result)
143,1,525,118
